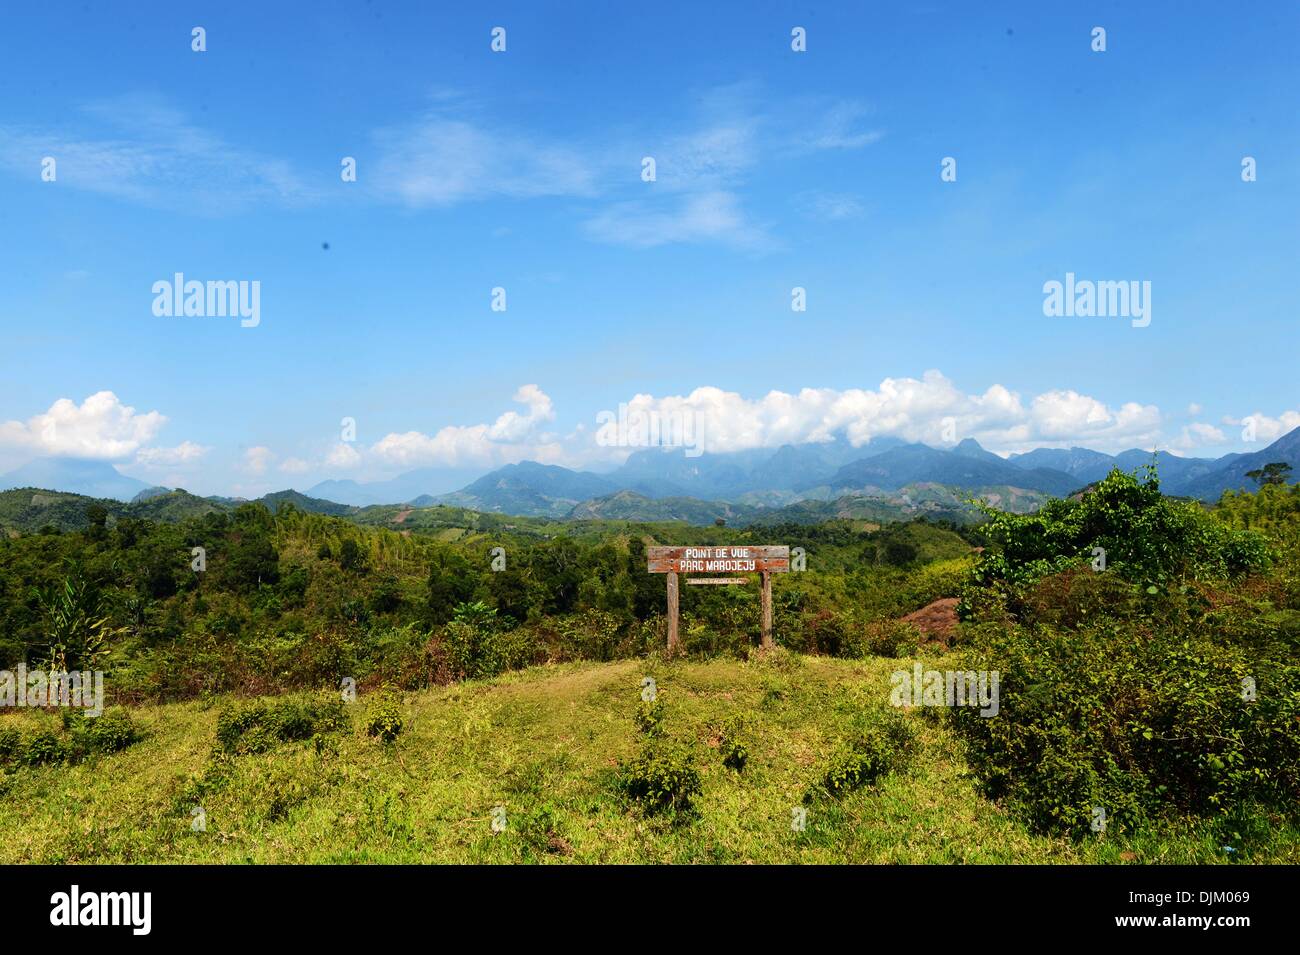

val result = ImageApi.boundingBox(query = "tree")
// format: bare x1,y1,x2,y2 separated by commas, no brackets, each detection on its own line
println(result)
222,531,280,590
427,549,477,624
338,538,368,573
34,560,122,671
1246,462,1293,487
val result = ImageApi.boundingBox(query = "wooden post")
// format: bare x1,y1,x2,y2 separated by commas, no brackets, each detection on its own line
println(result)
760,571,773,649
666,571,681,655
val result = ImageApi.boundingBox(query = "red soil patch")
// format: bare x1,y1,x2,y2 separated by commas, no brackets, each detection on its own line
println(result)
392,508,413,524
900,597,960,644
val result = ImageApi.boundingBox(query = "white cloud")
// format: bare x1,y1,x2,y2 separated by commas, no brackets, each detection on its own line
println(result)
797,191,864,221
279,457,311,474
371,116,597,208
650,122,759,190
1231,410,1300,443
594,372,1164,458
325,442,362,469
135,441,209,468
371,88,879,251
369,384,558,468
0,391,166,459
583,191,772,250
243,446,274,475
0,93,312,213
789,102,884,152
1167,422,1228,453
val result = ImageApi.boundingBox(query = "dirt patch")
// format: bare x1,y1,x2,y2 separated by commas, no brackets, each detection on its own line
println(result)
392,508,413,524
900,597,960,645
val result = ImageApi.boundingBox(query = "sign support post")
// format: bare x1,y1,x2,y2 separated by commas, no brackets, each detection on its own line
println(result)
666,570,680,655
760,570,773,649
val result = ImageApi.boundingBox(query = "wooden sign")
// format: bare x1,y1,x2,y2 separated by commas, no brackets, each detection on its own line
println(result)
646,545,789,575
645,545,789,654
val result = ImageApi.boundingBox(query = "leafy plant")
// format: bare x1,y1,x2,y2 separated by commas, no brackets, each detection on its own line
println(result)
634,696,665,736
714,716,749,771
32,559,123,671
809,709,915,800
215,697,347,755
364,692,404,743
614,739,702,817
950,621,1300,837
445,601,505,679
960,467,1269,620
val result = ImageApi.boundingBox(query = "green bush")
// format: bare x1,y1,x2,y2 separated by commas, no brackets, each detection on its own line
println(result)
80,711,139,755
445,602,505,680
634,697,665,737
0,711,142,769
713,716,749,771
22,730,67,767
959,468,1270,620
614,740,702,817
810,709,915,800
855,620,923,658
0,727,19,762
364,693,404,743
950,622,1300,837
798,610,854,655
215,697,347,754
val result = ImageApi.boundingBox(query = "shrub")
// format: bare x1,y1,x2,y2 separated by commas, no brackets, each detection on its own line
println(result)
445,602,505,680
634,697,665,737
365,693,403,743
950,622,1300,837
810,709,915,800
0,711,142,770
713,716,749,771
614,740,702,817
959,468,1270,620
799,610,853,655
215,702,268,753
22,730,67,767
0,727,20,762
216,697,347,754
83,711,139,755
1017,567,1142,629
857,620,922,658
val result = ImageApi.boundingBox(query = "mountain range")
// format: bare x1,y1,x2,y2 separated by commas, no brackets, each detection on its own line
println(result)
3,427,1297,526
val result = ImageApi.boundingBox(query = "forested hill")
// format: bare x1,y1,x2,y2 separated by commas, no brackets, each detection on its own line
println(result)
0,487,354,535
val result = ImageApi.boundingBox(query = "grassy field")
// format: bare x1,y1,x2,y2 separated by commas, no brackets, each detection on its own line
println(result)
3,650,1296,864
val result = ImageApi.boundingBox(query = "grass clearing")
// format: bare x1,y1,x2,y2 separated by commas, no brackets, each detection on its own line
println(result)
2,651,1296,864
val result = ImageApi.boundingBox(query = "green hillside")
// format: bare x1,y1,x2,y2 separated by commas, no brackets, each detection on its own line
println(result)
3,653,1296,864
0,486,355,535
1,473,1296,863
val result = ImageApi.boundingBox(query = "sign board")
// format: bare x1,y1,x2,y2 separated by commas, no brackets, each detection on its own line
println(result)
646,545,789,575
645,544,789,654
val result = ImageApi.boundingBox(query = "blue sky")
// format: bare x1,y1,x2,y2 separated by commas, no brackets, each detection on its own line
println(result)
1,0,1297,496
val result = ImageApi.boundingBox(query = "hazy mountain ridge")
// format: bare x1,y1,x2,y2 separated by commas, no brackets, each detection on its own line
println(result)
0,459,151,501
5,427,1297,526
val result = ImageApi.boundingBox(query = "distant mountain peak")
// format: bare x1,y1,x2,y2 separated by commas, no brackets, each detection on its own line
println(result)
0,457,154,502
